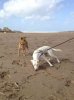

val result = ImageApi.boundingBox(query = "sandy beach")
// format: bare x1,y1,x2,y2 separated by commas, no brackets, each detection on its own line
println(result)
0,32,74,100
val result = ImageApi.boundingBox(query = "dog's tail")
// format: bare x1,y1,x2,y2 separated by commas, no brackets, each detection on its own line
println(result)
52,48,62,52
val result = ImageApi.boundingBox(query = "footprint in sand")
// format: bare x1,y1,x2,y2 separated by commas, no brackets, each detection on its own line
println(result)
12,59,26,67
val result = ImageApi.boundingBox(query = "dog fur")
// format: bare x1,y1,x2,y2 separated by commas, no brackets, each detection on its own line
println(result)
18,36,28,56
31,46,62,71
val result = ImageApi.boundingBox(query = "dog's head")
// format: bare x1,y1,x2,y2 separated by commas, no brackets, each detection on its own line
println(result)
20,36,26,41
20,37,28,48
31,60,39,71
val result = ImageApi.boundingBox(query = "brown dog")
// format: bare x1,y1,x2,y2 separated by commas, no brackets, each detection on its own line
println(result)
18,36,28,56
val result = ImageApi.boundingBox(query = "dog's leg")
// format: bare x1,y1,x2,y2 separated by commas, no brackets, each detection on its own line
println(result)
48,50,60,63
22,49,26,56
42,54,53,67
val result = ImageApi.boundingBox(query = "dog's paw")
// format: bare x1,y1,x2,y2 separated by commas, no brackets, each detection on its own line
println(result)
50,64,53,67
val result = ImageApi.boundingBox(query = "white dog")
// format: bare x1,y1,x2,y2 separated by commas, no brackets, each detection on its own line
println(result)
31,46,62,71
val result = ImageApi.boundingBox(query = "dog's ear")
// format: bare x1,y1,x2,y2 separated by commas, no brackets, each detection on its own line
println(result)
20,36,26,40
21,37,23,40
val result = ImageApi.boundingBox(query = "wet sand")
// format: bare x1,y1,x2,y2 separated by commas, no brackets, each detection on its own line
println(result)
0,32,74,100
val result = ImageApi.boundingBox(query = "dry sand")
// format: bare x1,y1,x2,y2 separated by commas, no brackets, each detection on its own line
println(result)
0,32,74,100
